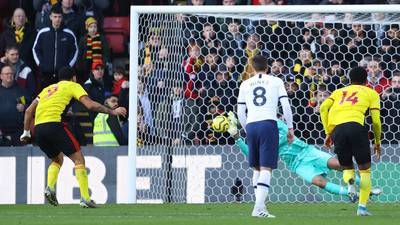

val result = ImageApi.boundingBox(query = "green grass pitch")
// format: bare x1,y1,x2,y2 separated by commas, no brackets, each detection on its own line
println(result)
0,203,398,225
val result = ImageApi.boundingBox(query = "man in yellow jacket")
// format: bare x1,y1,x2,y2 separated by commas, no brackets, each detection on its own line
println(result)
93,95,127,146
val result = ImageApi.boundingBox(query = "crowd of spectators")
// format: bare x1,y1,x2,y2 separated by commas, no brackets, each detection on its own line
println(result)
136,2,400,146
0,0,399,147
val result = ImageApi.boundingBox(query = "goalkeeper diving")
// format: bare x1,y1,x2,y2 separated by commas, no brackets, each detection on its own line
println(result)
222,112,381,201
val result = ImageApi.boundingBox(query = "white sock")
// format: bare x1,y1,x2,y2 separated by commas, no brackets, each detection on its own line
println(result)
252,170,260,190
254,170,271,210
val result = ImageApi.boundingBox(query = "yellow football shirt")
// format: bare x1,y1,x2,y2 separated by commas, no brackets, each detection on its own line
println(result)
321,85,380,135
35,81,88,125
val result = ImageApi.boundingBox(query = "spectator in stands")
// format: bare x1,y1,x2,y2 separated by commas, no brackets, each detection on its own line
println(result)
366,59,390,94
118,77,129,113
221,19,244,56
270,59,289,80
199,23,222,55
112,66,128,96
381,71,400,101
298,60,328,106
146,47,171,114
141,28,162,66
36,0,84,38
0,45,36,97
200,48,221,80
293,27,316,54
240,33,268,81
84,62,106,107
292,48,313,84
0,65,30,146
222,55,241,81
312,88,330,113
205,71,238,112
33,6,78,90
76,0,106,32
380,24,400,70
315,26,341,65
380,71,400,144
182,42,205,143
304,86,329,144
325,60,348,92
93,95,127,146
0,8,37,69
137,78,155,138
341,23,376,67
77,17,110,83
33,0,56,31
183,42,204,76
154,82,185,146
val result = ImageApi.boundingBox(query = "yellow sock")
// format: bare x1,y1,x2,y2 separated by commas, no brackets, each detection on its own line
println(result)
47,162,61,190
359,169,372,207
75,164,90,201
343,169,355,184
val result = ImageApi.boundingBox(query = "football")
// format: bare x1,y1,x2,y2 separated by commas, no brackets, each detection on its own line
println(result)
212,115,230,133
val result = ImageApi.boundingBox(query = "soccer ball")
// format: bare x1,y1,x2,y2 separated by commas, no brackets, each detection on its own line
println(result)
212,115,230,133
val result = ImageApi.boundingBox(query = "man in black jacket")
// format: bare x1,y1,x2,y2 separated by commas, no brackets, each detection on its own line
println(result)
0,65,30,146
32,6,78,91
84,62,105,122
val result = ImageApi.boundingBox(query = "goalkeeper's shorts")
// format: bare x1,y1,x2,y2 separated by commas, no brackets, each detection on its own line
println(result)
294,146,333,183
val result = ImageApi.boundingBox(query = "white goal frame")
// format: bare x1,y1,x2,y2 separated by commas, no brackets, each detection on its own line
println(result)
128,4,400,204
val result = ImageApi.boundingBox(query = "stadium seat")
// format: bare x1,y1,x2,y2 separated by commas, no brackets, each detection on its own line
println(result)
105,33,126,54
103,17,130,54
103,17,130,36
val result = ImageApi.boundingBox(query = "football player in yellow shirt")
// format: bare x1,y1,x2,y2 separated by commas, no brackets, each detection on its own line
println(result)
320,66,381,216
20,67,127,208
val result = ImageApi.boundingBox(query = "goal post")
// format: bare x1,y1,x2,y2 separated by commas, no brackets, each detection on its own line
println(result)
129,5,400,204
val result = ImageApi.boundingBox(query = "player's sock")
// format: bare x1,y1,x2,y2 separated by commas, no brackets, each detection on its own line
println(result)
75,164,90,201
343,169,355,184
47,162,61,190
252,170,260,190
254,170,271,210
359,169,371,207
324,182,348,195
236,138,249,156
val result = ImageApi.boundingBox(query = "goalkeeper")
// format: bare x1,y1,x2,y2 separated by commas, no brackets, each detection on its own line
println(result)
225,112,381,201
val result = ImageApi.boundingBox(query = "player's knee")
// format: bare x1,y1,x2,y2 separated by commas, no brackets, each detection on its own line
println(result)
69,152,85,166
311,176,325,188
358,162,371,170
52,154,64,166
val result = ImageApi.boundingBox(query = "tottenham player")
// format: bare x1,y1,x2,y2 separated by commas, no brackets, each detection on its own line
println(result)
237,55,294,218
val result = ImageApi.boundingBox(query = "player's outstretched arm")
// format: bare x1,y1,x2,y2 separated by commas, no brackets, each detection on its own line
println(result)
370,109,382,160
20,98,39,142
319,98,334,148
80,96,127,117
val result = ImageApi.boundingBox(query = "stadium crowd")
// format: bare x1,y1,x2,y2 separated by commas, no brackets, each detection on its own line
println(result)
0,0,399,147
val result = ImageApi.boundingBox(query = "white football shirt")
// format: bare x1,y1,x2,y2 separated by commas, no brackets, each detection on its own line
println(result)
237,73,288,124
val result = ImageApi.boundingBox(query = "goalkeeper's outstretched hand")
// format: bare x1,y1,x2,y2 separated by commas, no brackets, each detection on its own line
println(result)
227,111,239,139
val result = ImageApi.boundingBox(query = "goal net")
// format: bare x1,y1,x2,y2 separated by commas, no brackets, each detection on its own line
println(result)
130,5,400,203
